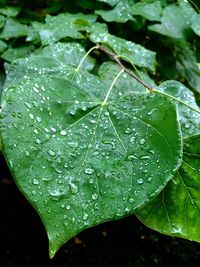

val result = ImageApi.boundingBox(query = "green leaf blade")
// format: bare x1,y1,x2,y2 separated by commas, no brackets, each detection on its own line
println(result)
137,135,200,242
1,72,182,257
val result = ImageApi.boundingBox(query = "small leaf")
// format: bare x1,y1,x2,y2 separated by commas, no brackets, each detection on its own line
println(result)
96,0,133,23
1,44,35,63
1,69,182,257
132,0,162,21
0,18,28,40
149,5,192,39
0,6,21,17
32,13,97,45
89,26,156,71
158,80,200,138
137,134,200,242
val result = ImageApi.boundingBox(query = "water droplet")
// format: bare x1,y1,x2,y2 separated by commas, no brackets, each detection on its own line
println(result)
69,181,79,194
92,193,98,200
66,205,71,210
35,138,41,144
12,122,18,128
130,136,135,144
85,168,95,175
83,213,89,220
32,178,39,185
137,178,144,185
29,113,34,120
34,129,39,134
148,108,157,115
36,116,42,122
140,155,150,160
128,155,137,160
140,138,145,145
129,198,134,203
24,102,32,109
124,128,132,134
60,130,67,136
89,178,94,184
17,112,22,118
25,151,30,156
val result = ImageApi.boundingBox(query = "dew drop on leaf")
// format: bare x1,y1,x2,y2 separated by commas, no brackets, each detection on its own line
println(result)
92,193,98,200
48,150,56,156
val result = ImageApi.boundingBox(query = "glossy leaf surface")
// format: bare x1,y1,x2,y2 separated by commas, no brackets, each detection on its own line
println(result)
32,13,97,45
89,28,156,71
3,42,95,88
158,80,200,138
1,69,182,257
137,135,200,242
96,0,133,23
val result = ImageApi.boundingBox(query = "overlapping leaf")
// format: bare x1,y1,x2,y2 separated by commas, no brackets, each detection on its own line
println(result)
158,80,200,138
1,66,182,257
89,25,156,71
0,17,28,40
31,13,97,45
3,42,95,89
137,135,200,242
148,5,192,39
96,0,133,23
98,61,155,94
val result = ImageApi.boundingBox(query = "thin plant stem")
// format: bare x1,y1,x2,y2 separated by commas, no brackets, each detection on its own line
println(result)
154,89,200,115
102,69,124,106
76,45,98,72
97,44,154,93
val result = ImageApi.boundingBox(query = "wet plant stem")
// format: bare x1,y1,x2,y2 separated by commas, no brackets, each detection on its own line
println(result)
96,44,154,93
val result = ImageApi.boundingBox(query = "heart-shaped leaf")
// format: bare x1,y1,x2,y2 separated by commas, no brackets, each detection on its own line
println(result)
0,68,182,257
136,135,200,242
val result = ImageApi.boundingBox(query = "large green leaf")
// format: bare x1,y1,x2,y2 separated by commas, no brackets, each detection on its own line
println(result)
158,80,200,138
3,42,95,89
1,68,182,257
31,13,97,45
136,134,200,242
89,25,156,71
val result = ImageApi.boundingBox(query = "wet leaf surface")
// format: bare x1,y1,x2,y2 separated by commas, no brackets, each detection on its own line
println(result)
137,135,200,242
1,68,182,256
158,80,200,138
